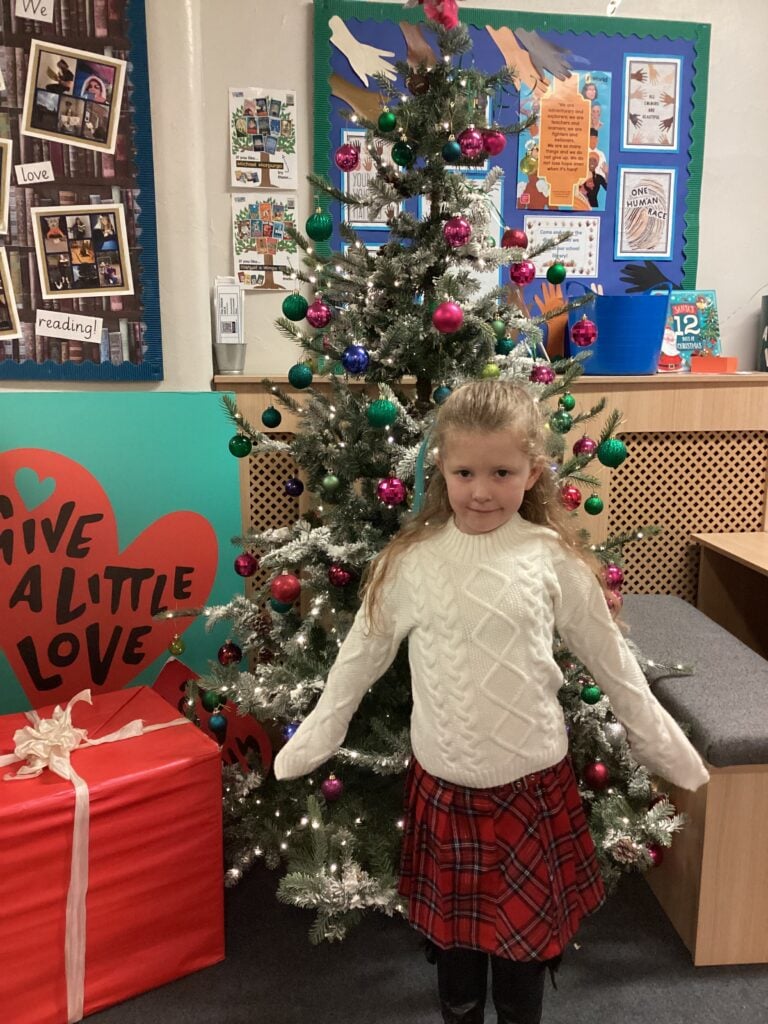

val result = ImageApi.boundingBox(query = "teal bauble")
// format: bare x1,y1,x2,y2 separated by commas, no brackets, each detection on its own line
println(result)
288,362,313,389
391,140,415,167
270,597,293,614
228,434,252,458
261,406,282,428
281,293,308,322
491,318,507,340
584,494,604,516
201,689,227,713
549,410,573,434
546,261,567,285
597,438,628,468
433,386,452,405
377,110,397,132
305,210,333,242
495,338,515,356
580,683,603,705
559,392,576,411
367,398,398,428
442,138,462,163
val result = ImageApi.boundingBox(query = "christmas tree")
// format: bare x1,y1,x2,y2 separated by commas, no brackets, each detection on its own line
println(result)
193,3,688,943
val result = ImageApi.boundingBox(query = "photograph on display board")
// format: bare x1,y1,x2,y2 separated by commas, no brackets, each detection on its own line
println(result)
0,248,21,341
622,56,682,151
0,138,11,233
31,204,134,300
615,167,676,260
22,40,127,153
229,88,297,189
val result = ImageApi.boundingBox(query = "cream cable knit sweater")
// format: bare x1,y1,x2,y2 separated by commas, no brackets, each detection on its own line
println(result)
274,515,709,792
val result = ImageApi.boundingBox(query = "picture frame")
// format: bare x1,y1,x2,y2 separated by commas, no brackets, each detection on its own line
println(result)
622,55,682,152
0,139,11,234
615,166,676,260
31,203,134,300
22,39,127,154
0,247,22,341
341,130,401,230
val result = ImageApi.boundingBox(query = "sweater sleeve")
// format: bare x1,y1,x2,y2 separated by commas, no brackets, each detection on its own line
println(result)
273,566,412,781
552,550,709,792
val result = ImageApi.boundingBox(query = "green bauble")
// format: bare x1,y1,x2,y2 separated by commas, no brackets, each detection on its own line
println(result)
261,406,282,428
559,392,576,411
377,110,397,132
305,210,333,242
201,689,227,713
321,473,341,493
546,261,567,285
491,318,507,340
367,398,398,428
228,434,252,458
288,362,313,389
168,635,185,656
481,363,501,379
391,140,415,167
580,683,603,705
281,293,308,322
549,410,573,434
597,438,628,468
584,494,604,516
495,338,515,356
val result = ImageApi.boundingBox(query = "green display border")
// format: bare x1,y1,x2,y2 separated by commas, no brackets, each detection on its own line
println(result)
313,0,710,288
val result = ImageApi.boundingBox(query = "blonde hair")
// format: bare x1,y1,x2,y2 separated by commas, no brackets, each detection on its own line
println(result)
362,379,604,625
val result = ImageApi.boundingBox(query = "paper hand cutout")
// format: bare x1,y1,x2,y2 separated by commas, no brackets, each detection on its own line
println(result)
513,28,573,82
619,261,681,294
329,15,396,87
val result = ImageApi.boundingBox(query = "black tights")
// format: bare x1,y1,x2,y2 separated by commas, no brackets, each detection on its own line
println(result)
434,945,552,1024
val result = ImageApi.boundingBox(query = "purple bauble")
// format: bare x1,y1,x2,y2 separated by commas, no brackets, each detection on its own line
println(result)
560,484,582,511
482,129,507,156
432,301,464,334
321,774,344,802
306,299,332,328
509,260,536,285
377,477,407,506
443,216,472,248
218,640,243,666
328,564,354,588
334,142,360,172
603,563,625,591
529,364,556,385
458,127,484,158
571,316,598,348
234,552,259,577
284,477,304,497
573,435,598,457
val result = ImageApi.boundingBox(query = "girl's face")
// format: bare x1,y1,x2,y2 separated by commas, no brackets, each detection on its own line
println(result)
436,429,542,535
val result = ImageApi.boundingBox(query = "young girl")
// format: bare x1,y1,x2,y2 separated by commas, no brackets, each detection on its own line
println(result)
274,379,709,1024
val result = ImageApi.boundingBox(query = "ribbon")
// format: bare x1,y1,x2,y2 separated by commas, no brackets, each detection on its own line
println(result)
0,690,189,1024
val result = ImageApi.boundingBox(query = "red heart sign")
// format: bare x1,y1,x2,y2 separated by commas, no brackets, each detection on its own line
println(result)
0,448,219,708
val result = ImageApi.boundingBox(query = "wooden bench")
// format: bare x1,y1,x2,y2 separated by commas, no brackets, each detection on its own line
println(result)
622,594,768,966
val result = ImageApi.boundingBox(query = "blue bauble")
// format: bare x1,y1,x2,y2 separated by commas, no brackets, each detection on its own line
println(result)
341,344,370,375
433,386,452,405
208,713,227,739
442,139,462,163
283,722,299,740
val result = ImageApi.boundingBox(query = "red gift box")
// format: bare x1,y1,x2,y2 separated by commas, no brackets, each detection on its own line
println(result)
0,687,225,1024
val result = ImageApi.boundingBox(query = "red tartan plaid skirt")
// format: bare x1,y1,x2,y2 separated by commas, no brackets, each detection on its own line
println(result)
398,756,605,960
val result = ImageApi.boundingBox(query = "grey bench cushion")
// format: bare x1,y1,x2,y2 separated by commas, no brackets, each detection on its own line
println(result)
622,594,768,767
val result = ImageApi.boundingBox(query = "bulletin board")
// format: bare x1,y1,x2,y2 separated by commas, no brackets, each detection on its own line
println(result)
0,0,162,380
314,0,710,306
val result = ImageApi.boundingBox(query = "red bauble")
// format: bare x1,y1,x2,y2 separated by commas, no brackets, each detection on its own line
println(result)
432,301,464,334
377,477,407,506
509,260,536,286
605,589,624,615
270,572,301,604
218,640,243,666
443,216,472,248
529,364,555,385
571,316,598,348
306,299,332,329
647,843,665,867
328,564,353,588
334,143,360,172
572,435,598,457
321,774,344,801
603,563,625,590
457,127,484,158
482,129,507,156
583,761,610,790
560,483,582,511
501,228,528,249
234,552,259,577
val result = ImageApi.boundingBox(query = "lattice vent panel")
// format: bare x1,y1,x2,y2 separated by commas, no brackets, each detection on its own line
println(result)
608,431,768,603
245,433,299,598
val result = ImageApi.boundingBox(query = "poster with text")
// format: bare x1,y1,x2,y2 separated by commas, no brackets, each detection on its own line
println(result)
622,56,682,151
229,88,298,189
341,130,399,229
232,193,298,289
616,166,676,260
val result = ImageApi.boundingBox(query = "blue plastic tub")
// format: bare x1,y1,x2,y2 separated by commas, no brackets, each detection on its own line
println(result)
566,282,672,375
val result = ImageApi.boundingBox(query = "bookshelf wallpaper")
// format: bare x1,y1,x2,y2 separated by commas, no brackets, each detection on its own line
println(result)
0,0,162,380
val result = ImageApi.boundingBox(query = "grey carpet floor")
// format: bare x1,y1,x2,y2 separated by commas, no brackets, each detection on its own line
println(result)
89,866,767,1024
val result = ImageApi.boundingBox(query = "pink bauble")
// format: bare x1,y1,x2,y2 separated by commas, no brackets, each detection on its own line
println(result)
432,301,464,334
270,572,301,604
306,299,332,328
443,216,472,248
603,563,625,590
377,477,407,506
334,143,360,172
560,483,582,511
605,589,624,615
328,564,353,588
509,260,536,286
321,774,344,801
647,843,665,867
583,761,610,791
482,129,507,156
571,316,598,348
529,364,556,385
573,435,598,457
501,227,528,249
234,552,259,577
458,127,484,158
